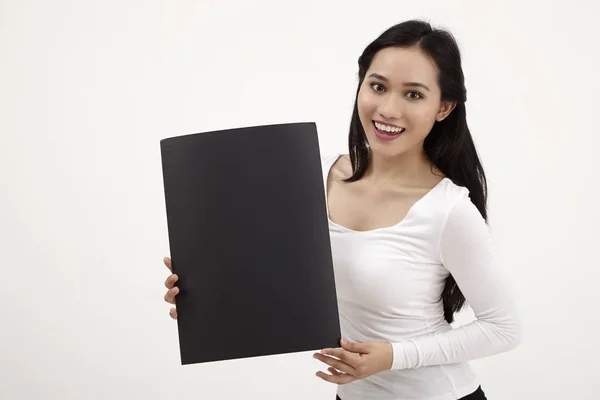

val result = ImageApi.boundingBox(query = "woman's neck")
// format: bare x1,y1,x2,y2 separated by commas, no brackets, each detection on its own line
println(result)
362,149,438,188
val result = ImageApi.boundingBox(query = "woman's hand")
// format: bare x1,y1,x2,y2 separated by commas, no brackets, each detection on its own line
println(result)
163,256,179,319
313,339,393,384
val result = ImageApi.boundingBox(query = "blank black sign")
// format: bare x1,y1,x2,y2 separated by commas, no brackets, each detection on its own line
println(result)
160,122,341,365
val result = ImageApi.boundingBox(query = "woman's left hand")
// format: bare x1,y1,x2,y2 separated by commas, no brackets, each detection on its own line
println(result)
313,338,393,384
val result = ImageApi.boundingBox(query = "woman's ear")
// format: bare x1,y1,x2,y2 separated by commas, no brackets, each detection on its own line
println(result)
436,101,457,122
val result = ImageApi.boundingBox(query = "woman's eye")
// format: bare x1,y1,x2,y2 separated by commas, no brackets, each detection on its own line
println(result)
371,83,385,92
407,92,422,100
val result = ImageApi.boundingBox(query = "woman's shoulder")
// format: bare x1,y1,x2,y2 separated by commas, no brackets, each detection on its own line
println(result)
434,178,488,229
430,176,473,216
320,153,352,179
439,176,470,198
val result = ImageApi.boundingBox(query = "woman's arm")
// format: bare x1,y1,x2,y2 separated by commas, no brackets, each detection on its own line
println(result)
391,193,523,370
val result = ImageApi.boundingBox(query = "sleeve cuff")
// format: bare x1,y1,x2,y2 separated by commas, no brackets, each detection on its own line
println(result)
391,340,420,370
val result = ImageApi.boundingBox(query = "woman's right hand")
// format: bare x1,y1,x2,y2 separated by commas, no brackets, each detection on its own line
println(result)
163,256,179,319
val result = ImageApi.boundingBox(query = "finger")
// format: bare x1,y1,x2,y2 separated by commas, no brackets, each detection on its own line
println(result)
313,353,356,375
164,257,172,272
164,274,178,289
164,287,179,304
316,370,356,384
323,348,359,366
169,308,178,320
328,367,344,376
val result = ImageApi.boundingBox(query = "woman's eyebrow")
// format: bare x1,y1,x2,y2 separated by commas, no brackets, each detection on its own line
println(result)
367,73,430,92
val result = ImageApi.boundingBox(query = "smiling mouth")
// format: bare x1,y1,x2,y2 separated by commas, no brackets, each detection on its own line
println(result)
373,121,405,135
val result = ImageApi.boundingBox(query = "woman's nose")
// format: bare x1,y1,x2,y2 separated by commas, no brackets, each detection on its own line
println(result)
378,95,404,120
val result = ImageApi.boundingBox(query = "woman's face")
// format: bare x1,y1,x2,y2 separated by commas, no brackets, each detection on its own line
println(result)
357,46,454,157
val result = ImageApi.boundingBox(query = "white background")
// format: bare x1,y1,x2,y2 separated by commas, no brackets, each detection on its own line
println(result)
1,0,599,399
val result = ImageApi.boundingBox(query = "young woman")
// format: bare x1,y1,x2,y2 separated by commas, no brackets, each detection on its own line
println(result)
163,19,522,400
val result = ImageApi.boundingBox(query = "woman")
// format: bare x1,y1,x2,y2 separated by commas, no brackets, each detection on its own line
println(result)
163,19,522,400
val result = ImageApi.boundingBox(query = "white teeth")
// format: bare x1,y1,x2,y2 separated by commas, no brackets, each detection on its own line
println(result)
374,122,404,133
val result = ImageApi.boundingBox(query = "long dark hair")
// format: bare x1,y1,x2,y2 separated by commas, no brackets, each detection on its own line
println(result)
344,19,488,324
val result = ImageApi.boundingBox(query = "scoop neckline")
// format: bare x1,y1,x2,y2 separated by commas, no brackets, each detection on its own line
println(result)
324,154,448,234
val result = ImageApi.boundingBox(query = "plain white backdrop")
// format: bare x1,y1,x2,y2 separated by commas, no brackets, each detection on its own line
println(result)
1,0,599,398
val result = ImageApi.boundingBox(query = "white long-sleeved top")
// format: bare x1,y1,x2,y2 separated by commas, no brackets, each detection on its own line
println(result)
321,154,522,400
